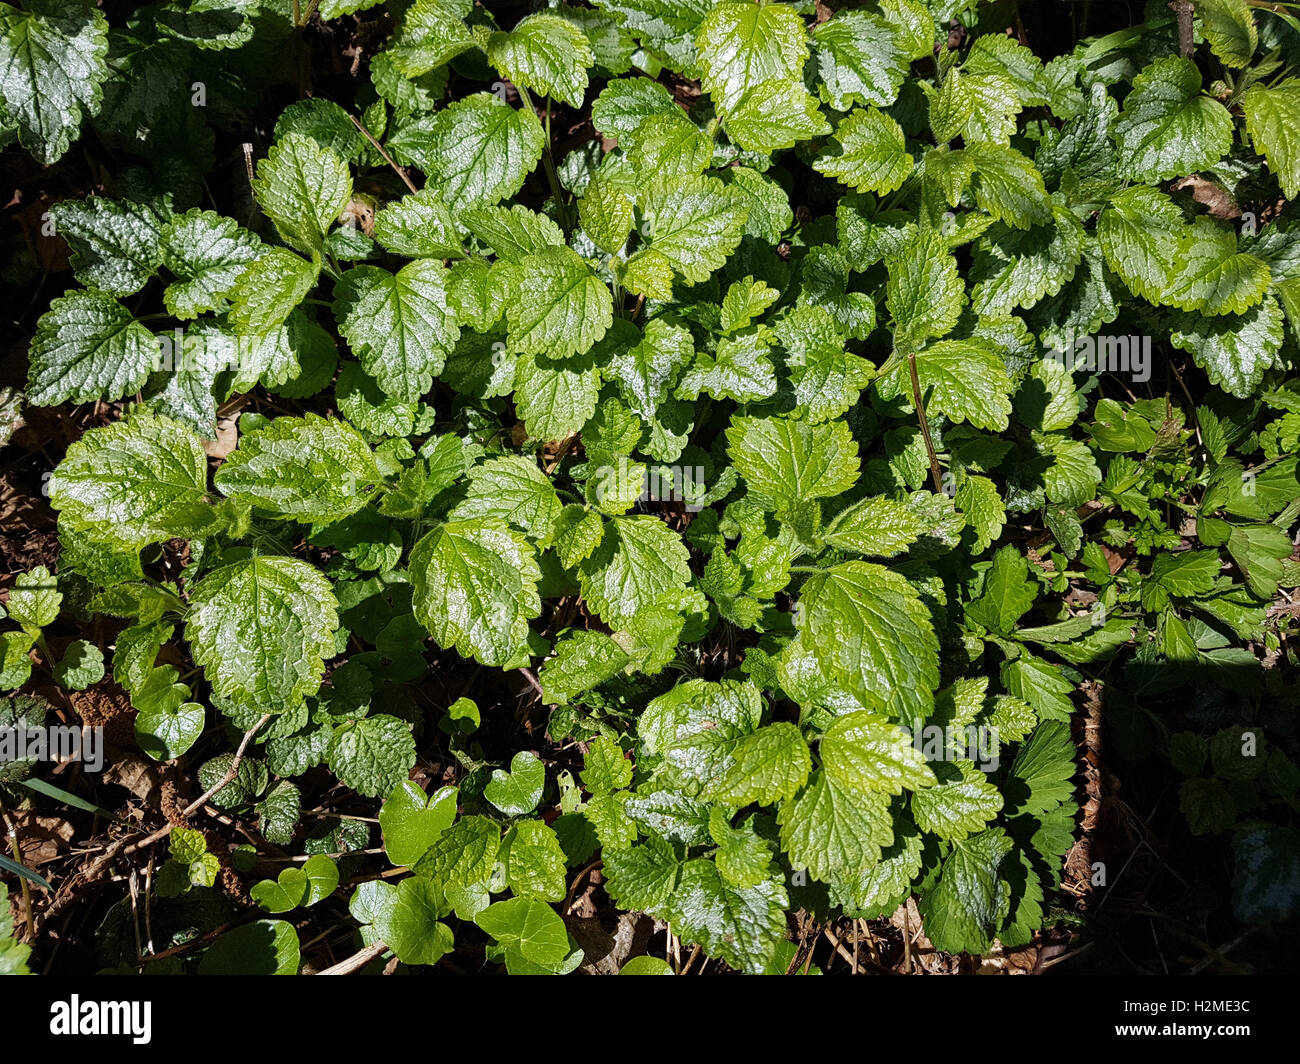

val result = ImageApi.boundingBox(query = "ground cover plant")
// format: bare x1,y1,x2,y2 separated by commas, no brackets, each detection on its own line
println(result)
0,0,1298,976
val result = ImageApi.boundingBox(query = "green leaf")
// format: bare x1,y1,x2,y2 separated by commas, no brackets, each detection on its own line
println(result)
552,504,605,569
967,545,1038,634
503,819,567,901
155,0,256,50
963,142,1052,230
409,518,542,667
1232,823,1300,924
50,412,214,549
829,824,924,917
215,414,382,522
814,106,912,195
503,246,613,359
449,455,561,545
625,173,749,293
199,920,299,975
955,475,1006,552
727,415,860,517
133,665,204,759
577,515,691,629
1114,57,1232,184
252,133,352,254
413,816,499,919
333,259,460,402
812,10,910,110
228,248,320,334
603,836,681,910
1002,654,1074,723
667,858,787,974
970,205,1084,315
485,751,546,816
722,79,829,153
779,771,894,878
380,781,457,866
1097,185,1184,304
0,0,109,164
677,328,777,403
1242,79,1300,199
1007,721,1076,816
384,0,474,75
605,318,694,420
160,209,263,320
410,93,545,209
918,829,1013,955
372,878,455,965
1165,218,1271,316
1181,776,1236,835
1170,295,1283,398
488,13,594,108
965,33,1049,107
1198,0,1257,68
591,76,679,144
198,752,268,809
823,495,930,557
27,290,156,406
372,188,464,259
53,639,103,690
464,204,565,263
820,711,935,795
696,0,808,112
326,714,416,799
708,810,773,888
0,883,32,973
6,566,60,630
579,174,635,254
709,722,812,805
721,278,780,334
187,555,339,712
929,66,1021,146
49,197,162,296
882,338,1014,431
885,229,964,347
911,761,1003,840
256,781,300,846
514,351,601,442
474,897,570,967
541,630,630,705
1040,435,1101,507
252,867,308,913
795,562,940,725
581,735,633,795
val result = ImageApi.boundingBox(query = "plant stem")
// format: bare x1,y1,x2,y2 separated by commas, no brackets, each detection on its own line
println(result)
0,802,34,942
907,349,945,494
520,86,572,231
1170,1,1195,57
348,112,417,195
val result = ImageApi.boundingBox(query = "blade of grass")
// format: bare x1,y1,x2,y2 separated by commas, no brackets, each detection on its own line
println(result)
17,777,126,822
0,851,51,891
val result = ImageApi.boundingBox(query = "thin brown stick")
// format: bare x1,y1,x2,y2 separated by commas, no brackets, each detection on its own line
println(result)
318,941,389,975
71,714,273,888
563,858,603,914
907,350,944,493
518,667,544,699
1170,1,1195,57
349,113,418,195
